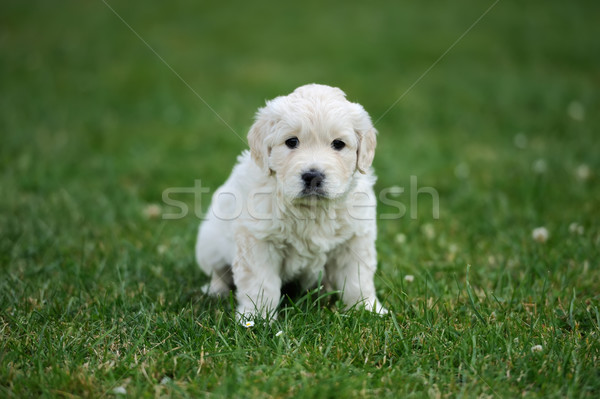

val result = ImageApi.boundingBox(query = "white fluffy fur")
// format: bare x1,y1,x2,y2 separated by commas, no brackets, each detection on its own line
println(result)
195,84,386,320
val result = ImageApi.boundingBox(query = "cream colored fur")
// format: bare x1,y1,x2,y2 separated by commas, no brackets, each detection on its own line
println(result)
195,84,386,321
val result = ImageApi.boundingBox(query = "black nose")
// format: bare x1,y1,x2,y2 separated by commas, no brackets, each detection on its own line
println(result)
301,169,325,188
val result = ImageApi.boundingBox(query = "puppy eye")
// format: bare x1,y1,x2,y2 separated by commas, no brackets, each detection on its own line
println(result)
285,137,299,149
331,139,346,151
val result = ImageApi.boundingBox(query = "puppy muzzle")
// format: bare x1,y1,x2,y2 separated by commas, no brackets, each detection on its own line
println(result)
299,169,327,197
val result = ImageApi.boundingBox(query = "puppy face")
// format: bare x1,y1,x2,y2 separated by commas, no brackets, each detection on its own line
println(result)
248,84,377,202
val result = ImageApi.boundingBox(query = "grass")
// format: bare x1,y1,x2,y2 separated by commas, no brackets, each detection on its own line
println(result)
1,0,599,397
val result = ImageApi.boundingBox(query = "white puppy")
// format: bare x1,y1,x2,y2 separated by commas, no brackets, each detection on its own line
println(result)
195,84,386,320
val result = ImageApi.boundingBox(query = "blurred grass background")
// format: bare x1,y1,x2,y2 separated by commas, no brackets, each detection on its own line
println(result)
1,0,599,397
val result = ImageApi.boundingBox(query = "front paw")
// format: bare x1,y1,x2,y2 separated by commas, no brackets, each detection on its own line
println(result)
364,299,388,315
375,306,389,315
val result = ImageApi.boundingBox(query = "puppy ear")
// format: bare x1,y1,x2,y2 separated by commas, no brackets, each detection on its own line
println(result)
247,108,273,174
353,104,377,174
356,127,377,174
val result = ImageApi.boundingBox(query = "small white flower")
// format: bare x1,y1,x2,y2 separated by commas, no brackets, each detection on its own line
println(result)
532,227,549,243
532,159,547,174
243,320,255,328
395,233,407,244
513,133,528,149
531,344,543,353
112,386,127,395
454,162,470,179
160,376,171,385
404,275,415,283
576,164,591,181
567,101,585,121
157,244,168,255
143,204,162,219
568,223,584,235
275,330,283,337
568,222,578,233
421,223,435,240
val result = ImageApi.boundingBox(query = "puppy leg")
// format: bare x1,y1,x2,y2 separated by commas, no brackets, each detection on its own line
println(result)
196,218,234,297
202,266,233,297
327,235,387,314
233,229,282,321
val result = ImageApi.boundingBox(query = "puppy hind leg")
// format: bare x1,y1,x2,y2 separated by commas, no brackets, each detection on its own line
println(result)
202,266,233,297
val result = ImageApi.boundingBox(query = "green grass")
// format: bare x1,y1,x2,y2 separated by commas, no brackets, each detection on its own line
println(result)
1,0,599,397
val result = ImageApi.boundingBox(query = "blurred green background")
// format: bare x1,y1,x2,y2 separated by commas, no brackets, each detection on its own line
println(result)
2,0,597,274
1,0,599,397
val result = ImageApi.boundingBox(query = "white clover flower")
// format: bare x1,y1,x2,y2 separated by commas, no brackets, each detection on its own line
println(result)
421,223,435,240
568,223,578,233
454,162,470,179
532,159,547,174
576,164,591,181
395,233,407,245
567,101,585,121
404,275,415,283
513,133,528,149
160,377,171,385
143,203,162,219
531,344,543,353
568,223,584,235
275,330,283,337
112,386,127,395
243,320,255,328
157,244,168,255
532,227,549,243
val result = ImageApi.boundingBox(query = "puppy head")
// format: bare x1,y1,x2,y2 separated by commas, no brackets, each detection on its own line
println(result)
248,84,377,202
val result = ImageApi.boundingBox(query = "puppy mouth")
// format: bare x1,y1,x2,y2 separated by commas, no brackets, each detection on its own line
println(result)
298,187,328,199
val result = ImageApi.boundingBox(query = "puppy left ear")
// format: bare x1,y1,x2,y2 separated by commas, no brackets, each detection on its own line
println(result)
353,104,377,174
356,127,377,174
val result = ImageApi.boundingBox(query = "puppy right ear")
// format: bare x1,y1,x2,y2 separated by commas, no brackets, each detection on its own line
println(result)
247,108,273,174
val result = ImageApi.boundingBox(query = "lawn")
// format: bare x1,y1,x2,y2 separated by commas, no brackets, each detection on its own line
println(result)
1,0,599,397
